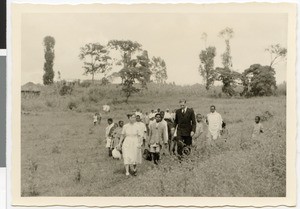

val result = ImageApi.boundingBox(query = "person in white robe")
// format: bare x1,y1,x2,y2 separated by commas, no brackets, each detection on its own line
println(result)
206,105,223,142
164,109,172,121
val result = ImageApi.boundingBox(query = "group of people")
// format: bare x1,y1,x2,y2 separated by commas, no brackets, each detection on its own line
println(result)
103,99,264,176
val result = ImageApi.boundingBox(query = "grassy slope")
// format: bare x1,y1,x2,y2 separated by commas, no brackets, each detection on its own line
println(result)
21,84,286,197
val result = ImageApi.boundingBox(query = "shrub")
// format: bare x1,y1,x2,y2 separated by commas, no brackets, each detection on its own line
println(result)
111,97,125,105
59,85,73,96
87,87,106,103
88,93,98,103
79,80,92,88
67,100,77,110
276,82,286,96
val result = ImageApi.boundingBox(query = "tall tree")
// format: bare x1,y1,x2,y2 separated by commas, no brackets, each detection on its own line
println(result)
79,43,111,83
108,40,151,103
265,44,287,68
215,67,241,97
151,56,168,84
217,27,240,96
242,64,277,97
108,40,142,68
198,46,217,90
43,36,55,85
219,27,234,69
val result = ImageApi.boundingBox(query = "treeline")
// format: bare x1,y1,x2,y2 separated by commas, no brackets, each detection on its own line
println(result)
198,27,287,97
42,28,287,102
43,37,168,103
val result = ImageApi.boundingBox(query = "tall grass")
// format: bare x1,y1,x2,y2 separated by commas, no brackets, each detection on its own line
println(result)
21,82,286,113
21,84,286,196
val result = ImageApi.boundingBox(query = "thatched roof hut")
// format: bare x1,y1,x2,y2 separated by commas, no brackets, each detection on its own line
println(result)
21,82,41,97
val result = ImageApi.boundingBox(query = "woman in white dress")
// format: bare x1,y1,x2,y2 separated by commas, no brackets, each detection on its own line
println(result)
117,114,142,176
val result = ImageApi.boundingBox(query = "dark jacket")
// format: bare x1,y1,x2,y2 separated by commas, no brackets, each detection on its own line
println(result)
174,107,196,137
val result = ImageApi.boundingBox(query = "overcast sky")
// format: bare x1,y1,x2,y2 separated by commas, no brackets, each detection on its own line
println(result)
21,12,287,85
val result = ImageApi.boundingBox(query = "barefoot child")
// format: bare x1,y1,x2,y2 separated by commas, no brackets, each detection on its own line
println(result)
148,113,168,165
192,114,204,147
252,116,264,138
220,121,229,142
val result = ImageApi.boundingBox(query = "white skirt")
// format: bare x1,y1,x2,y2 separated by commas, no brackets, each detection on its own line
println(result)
122,136,142,165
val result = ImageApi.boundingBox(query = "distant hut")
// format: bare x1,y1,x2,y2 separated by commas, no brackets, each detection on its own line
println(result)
21,82,41,98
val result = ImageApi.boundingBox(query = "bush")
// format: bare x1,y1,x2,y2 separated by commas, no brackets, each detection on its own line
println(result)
87,87,106,103
101,77,110,85
111,97,125,105
79,80,92,88
67,100,77,110
59,85,73,96
88,93,98,103
276,82,286,96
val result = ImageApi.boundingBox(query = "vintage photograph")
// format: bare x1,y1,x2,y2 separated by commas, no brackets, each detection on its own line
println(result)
11,2,296,207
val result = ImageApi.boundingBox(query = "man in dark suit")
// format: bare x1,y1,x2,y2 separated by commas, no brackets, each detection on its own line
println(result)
174,99,196,156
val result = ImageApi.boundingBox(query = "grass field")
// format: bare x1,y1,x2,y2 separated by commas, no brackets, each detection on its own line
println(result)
21,84,286,197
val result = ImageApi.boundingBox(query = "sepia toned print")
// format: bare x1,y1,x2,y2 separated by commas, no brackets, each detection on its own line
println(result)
11,2,296,207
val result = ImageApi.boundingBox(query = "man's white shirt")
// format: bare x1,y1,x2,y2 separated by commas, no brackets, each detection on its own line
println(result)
206,111,222,137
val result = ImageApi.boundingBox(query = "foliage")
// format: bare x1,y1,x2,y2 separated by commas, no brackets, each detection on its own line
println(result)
150,56,168,84
101,77,110,85
198,46,217,90
79,43,111,83
59,82,74,96
21,81,287,114
43,36,55,85
108,40,151,103
219,27,234,69
108,40,142,68
87,87,106,103
217,27,236,96
215,67,241,97
219,27,234,40
78,80,92,88
265,44,287,68
276,82,286,96
242,64,277,97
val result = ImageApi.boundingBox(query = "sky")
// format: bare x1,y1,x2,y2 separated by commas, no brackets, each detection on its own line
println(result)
21,12,288,85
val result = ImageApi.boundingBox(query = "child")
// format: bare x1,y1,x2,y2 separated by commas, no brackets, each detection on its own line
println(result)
220,121,229,142
193,114,204,147
111,121,124,151
105,118,115,156
148,113,168,165
252,116,264,138
93,113,98,126
97,112,102,125
170,126,178,156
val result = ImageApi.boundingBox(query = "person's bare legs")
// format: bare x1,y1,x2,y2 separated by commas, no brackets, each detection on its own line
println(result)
125,164,130,176
132,164,137,176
